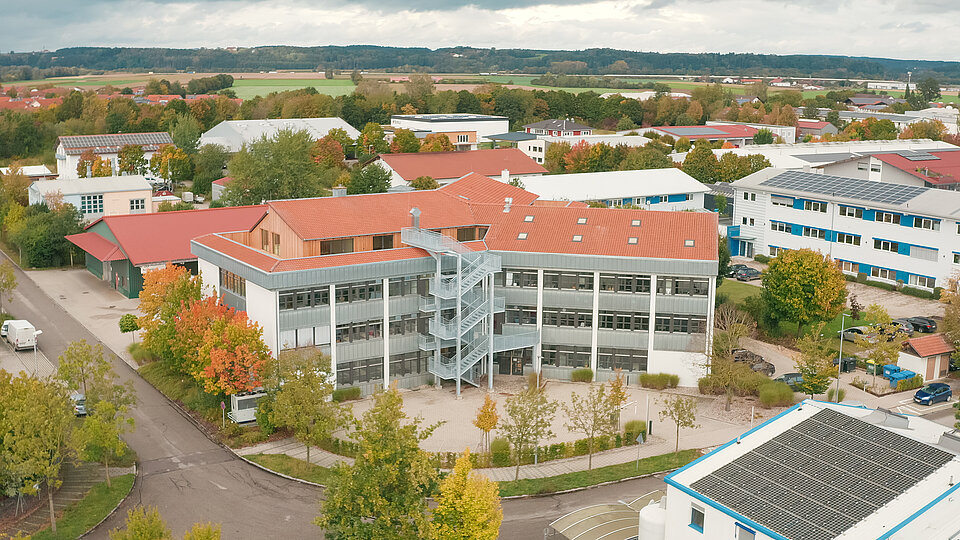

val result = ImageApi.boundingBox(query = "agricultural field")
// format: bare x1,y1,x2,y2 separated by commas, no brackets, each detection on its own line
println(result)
230,78,355,99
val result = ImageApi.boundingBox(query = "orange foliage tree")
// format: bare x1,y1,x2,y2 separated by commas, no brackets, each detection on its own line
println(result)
172,295,237,375
562,140,592,173
76,149,112,178
138,264,202,364
197,313,270,395
419,133,454,152
312,135,346,169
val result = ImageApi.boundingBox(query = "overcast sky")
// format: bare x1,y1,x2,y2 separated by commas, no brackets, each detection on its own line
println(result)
4,0,957,62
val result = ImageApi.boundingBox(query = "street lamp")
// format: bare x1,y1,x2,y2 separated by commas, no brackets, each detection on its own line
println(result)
835,313,851,402
33,329,43,377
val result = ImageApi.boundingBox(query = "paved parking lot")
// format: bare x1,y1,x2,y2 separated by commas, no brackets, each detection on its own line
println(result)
0,332,54,378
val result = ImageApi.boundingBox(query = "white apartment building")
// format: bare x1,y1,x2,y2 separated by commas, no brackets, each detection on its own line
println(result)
730,168,960,290
517,134,651,164
199,118,360,153
706,121,797,144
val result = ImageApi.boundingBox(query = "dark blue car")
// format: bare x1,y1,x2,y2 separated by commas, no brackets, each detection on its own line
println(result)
914,383,952,405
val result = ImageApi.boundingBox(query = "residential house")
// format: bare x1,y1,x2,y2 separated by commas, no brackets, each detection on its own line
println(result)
899,334,954,381
517,169,710,211
660,401,960,540
66,205,267,298
522,119,592,137
28,175,154,221
769,77,792,87
56,133,174,179
374,148,546,186
649,125,758,147
199,118,360,153
734,95,761,106
190,174,718,396
796,119,839,138
730,168,960,290
389,113,509,150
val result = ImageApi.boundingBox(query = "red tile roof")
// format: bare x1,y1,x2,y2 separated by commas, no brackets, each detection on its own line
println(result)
904,334,955,358
88,206,267,266
797,120,831,130
440,172,539,206
213,176,233,186
377,148,547,181
874,151,960,186
64,232,126,262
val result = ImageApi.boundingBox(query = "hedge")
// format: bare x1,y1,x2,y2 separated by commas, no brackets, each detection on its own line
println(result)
897,375,924,392
624,420,647,444
571,368,594,383
639,373,679,390
332,386,362,402
753,254,771,263
491,437,511,467
472,425,647,468
758,381,794,408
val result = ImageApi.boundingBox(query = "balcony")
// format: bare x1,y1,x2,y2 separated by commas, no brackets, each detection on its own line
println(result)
401,227,472,255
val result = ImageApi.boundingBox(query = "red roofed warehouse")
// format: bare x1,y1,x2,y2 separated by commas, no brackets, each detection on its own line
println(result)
65,206,266,298
190,174,718,397
374,148,547,187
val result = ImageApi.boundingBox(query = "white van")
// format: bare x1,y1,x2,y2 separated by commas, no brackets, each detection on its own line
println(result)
6,320,36,351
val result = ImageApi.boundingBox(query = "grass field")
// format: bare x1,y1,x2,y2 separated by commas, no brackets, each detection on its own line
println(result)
717,279,762,305
245,453,335,485
230,78,355,99
31,474,135,540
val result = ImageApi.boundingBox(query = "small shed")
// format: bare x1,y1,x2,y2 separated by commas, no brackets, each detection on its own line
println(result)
898,334,955,382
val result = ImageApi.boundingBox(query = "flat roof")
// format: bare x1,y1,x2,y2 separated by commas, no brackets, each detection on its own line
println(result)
391,113,507,122
485,132,539,142
30,175,152,195
518,169,710,202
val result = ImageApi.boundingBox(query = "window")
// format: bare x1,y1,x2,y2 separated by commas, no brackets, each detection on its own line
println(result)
600,273,650,294
839,205,863,219
517,232,528,240
272,233,280,255
870,163,881,173
219,269,246,296
334,281,383,303
742,192,756,201
260,229,269,251
129,198,145,211
651,195,668,203
769,246,783,256
684,239,695,247
736,523,756,540
839,261,858,274
631,219,641,227
802,227,826,239
457,134,468,143
627,237,638,244
543,272,594,290
748,218,755,226
505,269,538,288
955,253,960,264
910,275,936,289
771,195,792,207
597,348,648,372
913,217,940,231
577,217,587,224
742,217,747,225
874,239,898,252
572,235,583,242
690,505,705,532
373,234,394,250
871,266,894,280
911,246,938,262
857,161,868,171
524,215,534,222
457,228,476,242
335,320,383,343
804,200,826,213
280,287,331,311
80,195,103,215
770,222,789,233
320,238,354,255
876,211,900,224
835,233,860,245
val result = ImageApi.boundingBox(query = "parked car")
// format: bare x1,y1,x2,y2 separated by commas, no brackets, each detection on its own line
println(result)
913,383,952,405
891,319,915,334
70,392,87,417
841,326,877,343
732,348,775,377
735,268,762,281
727,264,748,277
904,317,937,333
775,372,803,391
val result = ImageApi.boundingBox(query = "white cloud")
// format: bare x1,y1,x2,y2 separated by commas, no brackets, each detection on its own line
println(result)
2,0,957,62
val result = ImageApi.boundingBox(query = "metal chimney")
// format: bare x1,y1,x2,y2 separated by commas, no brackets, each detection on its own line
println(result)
503,197,512,213
410,207,421,228
501,169,510,183
332,185,347,197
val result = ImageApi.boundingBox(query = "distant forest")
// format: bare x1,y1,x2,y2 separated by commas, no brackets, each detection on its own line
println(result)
1,46,959,82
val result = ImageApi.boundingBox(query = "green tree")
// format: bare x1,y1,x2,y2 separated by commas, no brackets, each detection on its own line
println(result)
802,104,819,119
348,163,392,194
56,339,110,397
430,448,502,540
357,122,389,154
917,77,941,103
0,260,16,315
857,304,909,388
119,313,139,342
682,144,719,183
192,143,229,195
389,128,421,153
543,141,571,173
501,386,558,481
760,248,847,336
753,128,774,144
620,146,672,170
409,175,439,190
793,322,837,398
109,506,171,540
10,203,84,268
183,523,222,540
717,235,730,285
72,400,134,487
607,369,628,430
170,113,203,154
316,388,439,540
659,395,699,457
326,127,356,155
717,152,750,183
117,144,148,175
563,383,617,470
269,351,347,463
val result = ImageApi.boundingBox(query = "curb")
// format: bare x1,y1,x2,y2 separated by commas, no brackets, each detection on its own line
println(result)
78,463,138,539
499,465,684,500
237,455,325,488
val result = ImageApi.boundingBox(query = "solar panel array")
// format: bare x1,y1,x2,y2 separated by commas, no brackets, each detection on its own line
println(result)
895,150,941,161
690,409,954,540
760,170,927,206
60,133,173,150
663,127,726,136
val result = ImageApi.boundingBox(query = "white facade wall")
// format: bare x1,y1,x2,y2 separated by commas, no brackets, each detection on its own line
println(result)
389,118,509,141
245,280,279,356
197,258,220,298
647,351,707,387
664,486,777,540
518,139,548,164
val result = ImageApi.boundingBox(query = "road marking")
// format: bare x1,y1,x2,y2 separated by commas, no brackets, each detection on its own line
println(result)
896,398,954,416
210,480,228,490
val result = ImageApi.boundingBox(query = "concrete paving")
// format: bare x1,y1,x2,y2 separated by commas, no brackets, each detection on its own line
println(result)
0,333,54,379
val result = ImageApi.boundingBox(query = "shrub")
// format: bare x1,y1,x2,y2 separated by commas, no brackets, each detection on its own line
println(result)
863,279,895,291
491,437,511,467
753,254,771,264
573,438,589,456
332,386,362,402
758,381,794,408
856,272,867,283
624,420,647,445
127,342,156,365
571,368,594,383
255,395,276,436
639,372,680,390
901,286,937,300
826,387,846,403
897,375,923,392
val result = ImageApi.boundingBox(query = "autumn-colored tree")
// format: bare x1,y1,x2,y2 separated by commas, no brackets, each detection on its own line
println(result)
900,119,947,141
563,383,618,469
390,128,421,153
563,140,593,173
172,295,236,375
760,248,848,337
1,163,31,205
183,523,223,540
138,263,202,365
473,394,499,452
150,144,194,185
543,141,571,173
410,175,439,190
431,448,502,540
312,135,346,169
325,127,355,154
117,144,148,175
109,506,171,540
357,122,389,154
608,369,628,429
76,149,112,177
197,312,270,395
420,133,455,152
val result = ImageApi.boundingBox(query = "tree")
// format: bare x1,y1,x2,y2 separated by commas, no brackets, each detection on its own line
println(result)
170,113,203,154
659,395,699,457
10,202,84,268
172,295,236,375
348,163,392,194
563,384,617,470
117,144,148,175
192,143,229,195
119,313,139,342
917,77,941,103
390,128,421,153
760,248,847,336
150,144,194,186
109,506,171,540
0,260,16,315
56,339,110,397
857,304,909,388
357,122,389,154
620,146,672,170
72,400,134,487
793,322,837,398
183,523,222,540
269,350,347,463
500,386,558,481
405,73,435,107
138,263,202,364
76,149,112,177
472,394,499,453
419,133,454,152
431,448,502,540
409,175,439,190
607,369,628,430
1,163,31,206
899,119,947,141
753,128,775,145
682,144,719,183
316,387,439,539
196,313,270,395
563,140,593,173
312,135,346,169
543,141,571,173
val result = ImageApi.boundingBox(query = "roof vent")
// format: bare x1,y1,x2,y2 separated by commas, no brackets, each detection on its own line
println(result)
410,207,421,229
938,430,960,454
332,185,347,197
863,407,910,429
503,197,512,213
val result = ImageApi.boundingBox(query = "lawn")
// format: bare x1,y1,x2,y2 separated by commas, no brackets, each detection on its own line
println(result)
245,453,335,485
496,449,700,497
230,78,355,99
717,279,761,305
31,474,135,540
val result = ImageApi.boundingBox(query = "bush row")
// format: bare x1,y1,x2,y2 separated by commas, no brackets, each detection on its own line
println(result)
332,386,362,402
847,273,942,299
897,375,924,392
638,372,679,390
753,254,771,264
571,368,594,383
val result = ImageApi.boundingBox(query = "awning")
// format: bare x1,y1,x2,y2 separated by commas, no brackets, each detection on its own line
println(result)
730,235,756,241
547,491,664,540
65,232,126,262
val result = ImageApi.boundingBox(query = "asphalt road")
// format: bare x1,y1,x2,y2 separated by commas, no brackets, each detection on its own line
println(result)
3,260,322,539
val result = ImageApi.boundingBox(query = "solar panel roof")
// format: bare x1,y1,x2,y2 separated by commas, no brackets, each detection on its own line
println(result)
690,409,954,540
895,150,941,161
662,127,726,136
59,133,174,154
759,170,927,206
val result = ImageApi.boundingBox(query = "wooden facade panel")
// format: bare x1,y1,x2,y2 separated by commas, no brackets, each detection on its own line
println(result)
252,211,303,258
